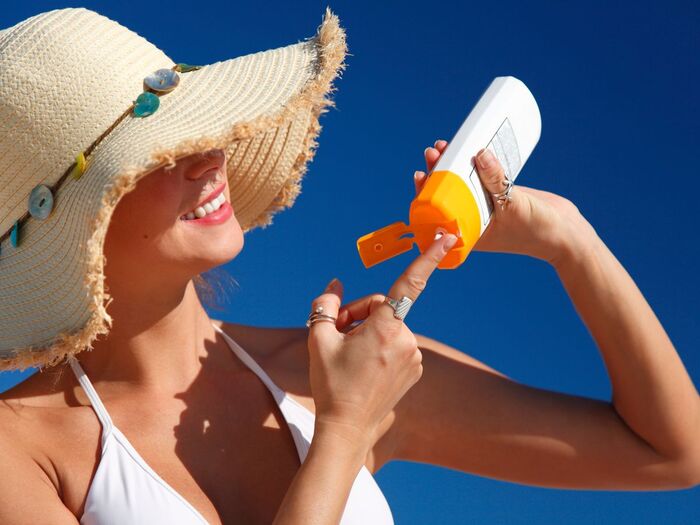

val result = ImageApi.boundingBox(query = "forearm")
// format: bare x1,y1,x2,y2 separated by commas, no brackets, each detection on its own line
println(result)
553,225,700,461
273,423,370,525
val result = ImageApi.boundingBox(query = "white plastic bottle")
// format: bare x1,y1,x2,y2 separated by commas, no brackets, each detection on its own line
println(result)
357,76,542,269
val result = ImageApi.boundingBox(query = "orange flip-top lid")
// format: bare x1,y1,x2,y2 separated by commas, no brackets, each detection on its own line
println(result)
356,170,483,270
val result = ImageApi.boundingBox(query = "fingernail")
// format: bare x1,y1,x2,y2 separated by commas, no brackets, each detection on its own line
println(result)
443,234,458,250
477,149,495,169
434,139,446,148
424,146,432,156
326,277,339,291
414,170,422,180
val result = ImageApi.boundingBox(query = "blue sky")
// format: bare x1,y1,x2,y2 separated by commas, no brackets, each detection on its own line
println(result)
2,1,698,523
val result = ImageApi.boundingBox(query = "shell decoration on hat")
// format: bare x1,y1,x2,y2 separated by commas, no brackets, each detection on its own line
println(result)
0,62,202,254
0,6,348,370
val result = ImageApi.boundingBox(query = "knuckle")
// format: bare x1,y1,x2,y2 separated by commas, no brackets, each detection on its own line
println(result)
373,319,400,345
406,329,419,349
403,272,427,295
312,293,340,311
413,363,424,382
485,165,505,186
426,250,443,265
410,348,423,366
400,330,419,356
562,197,580,215
376,347,391,368
370,293,386,305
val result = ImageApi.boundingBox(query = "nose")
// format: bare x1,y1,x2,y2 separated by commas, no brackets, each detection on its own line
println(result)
183,149,225,183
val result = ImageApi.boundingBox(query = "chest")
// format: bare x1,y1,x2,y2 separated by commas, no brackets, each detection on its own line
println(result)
56,373,313,524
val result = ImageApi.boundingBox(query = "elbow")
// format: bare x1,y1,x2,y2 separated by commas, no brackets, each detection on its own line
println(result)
670,453,700,490
682,463,700,489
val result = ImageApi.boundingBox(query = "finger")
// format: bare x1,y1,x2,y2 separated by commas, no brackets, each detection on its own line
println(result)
416,140,449,195
425,139,448,172
374,231,457,325
337,293,387,331
424,147,440,173
474,148,514,211
307,278,344,344
413,170,427,195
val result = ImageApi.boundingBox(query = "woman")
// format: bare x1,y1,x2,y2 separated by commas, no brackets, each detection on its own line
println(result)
1,7,698,525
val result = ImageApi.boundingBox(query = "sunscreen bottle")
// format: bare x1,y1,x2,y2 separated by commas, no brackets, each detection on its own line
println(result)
356,76,542,269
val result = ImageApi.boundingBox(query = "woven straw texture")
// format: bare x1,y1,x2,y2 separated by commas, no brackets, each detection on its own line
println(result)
0,7,348,370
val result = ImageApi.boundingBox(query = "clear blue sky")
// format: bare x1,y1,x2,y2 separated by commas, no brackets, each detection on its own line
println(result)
2,1,698,522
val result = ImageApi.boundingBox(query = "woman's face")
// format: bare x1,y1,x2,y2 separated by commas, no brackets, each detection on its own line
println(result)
103,148,243,294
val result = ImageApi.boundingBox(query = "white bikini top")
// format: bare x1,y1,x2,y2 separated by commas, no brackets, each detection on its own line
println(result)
67,322,394,524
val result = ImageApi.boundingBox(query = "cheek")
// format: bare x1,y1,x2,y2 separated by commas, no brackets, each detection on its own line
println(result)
105,178,182,254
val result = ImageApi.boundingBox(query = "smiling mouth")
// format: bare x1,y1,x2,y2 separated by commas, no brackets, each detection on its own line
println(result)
179,165,229,221
180,192,228,221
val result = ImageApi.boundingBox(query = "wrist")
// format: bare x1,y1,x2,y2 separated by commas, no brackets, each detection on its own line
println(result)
313,417,374,457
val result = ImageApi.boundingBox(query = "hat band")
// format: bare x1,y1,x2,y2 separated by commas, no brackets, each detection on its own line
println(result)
0,62,203,255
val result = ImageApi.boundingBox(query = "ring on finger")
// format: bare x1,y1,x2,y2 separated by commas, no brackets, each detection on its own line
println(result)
490,177,514,209
383,295,414,321
306,313,337,328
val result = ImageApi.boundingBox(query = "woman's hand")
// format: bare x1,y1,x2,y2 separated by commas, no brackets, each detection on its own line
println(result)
415,140,599,266
306,231,457,450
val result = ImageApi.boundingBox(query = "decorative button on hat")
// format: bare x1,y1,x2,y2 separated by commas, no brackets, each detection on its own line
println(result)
0,7,348,370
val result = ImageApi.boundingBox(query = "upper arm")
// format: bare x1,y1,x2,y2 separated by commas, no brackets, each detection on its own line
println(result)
0,426,79,525
379,333,698,491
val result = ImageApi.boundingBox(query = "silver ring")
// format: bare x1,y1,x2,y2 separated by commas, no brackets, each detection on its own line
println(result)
490,177,514,209
383,295,414,321
306,305,337,328
306,316,337,328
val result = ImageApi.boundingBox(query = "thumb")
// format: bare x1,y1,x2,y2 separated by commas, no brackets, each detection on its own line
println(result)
474,148,524,213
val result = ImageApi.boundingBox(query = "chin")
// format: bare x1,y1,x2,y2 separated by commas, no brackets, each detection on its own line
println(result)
194,235,243,267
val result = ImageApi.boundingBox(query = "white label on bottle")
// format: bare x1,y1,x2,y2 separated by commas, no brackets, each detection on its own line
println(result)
467,118,522,226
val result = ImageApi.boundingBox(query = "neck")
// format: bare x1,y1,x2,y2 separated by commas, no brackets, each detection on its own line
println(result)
76,279,221,392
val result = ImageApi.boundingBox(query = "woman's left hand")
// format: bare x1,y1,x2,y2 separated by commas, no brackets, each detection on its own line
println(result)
416,140,598,266
336,140,600,332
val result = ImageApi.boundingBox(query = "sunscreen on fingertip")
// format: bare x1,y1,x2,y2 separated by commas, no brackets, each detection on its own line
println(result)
356,76,542,270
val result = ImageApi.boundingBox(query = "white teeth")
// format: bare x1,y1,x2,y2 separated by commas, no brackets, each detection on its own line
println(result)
182,193,226,220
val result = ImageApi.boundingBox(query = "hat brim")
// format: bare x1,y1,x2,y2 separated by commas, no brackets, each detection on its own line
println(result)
0,7,347,370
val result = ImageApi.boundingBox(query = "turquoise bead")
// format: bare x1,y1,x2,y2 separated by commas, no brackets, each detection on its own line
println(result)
133,92,160,117
10,220,20,248
144,68,180,93
28,184,54,220
176,63,202,73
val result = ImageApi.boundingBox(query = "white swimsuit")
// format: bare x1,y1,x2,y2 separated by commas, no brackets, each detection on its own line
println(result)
68,322,394,524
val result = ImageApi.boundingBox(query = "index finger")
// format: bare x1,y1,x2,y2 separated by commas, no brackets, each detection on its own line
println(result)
374,231,457,324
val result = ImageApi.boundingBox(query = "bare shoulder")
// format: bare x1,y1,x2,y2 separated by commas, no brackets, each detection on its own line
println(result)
0,364,74,430
0,361,92,455
0,366,83,523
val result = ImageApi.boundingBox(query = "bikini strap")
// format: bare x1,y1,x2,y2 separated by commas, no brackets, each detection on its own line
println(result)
68,356,114,436
212,323,287,402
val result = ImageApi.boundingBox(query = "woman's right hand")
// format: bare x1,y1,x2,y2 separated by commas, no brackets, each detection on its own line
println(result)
306,231,458,451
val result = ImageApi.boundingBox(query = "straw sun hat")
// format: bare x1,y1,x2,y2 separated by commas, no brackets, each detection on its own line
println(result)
0,7,348,370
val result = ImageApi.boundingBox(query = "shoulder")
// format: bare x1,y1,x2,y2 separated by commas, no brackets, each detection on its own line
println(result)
0,363,98,479
0,408,78,523
0,363,74,416
0,367,82,519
